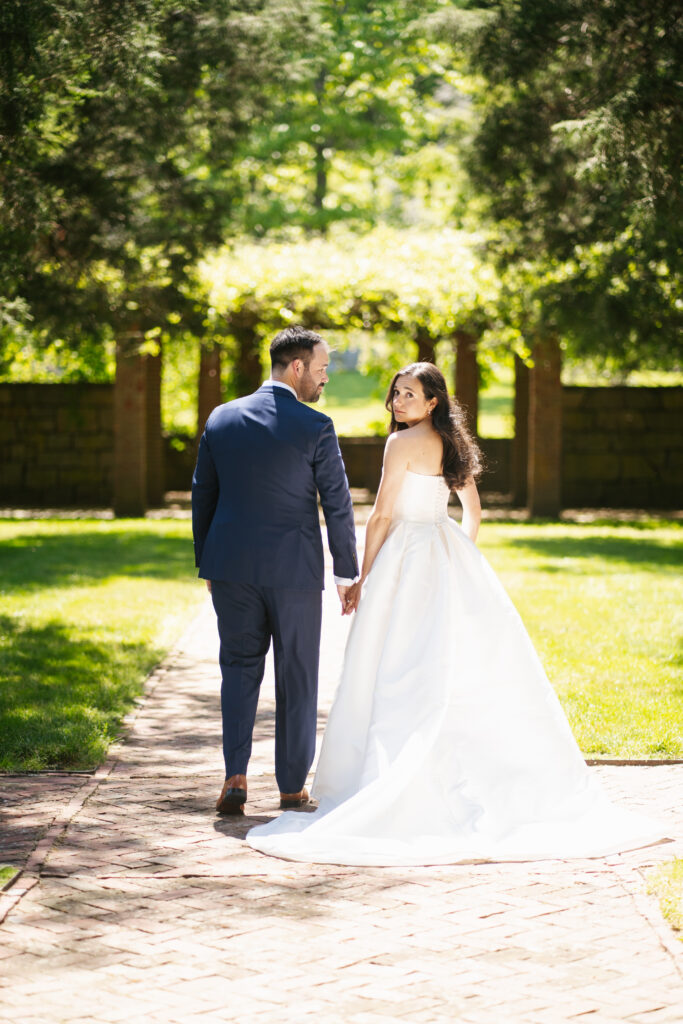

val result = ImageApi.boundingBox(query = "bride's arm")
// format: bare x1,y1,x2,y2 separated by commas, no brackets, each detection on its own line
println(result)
346,435,408,610
456,478,481,542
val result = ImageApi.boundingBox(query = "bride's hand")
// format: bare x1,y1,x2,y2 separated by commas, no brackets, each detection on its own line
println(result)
344,581,362,615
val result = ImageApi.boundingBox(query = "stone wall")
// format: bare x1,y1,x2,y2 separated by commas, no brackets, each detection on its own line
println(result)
562,387,683,508
0,384,113,506
2,382,681,508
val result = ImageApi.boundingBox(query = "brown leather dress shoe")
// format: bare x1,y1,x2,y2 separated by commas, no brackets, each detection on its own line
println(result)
279,787,310,810
216,774,247,815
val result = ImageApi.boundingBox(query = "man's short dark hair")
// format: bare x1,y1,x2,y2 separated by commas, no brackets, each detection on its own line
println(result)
270,326,325,370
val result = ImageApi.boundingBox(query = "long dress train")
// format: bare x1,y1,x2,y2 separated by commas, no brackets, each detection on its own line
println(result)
247,471,667,866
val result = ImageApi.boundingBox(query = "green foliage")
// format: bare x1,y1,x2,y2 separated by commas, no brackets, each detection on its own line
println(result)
0,519,203,771
0,516,679,769
647,860,683,939
447,0,682,365
161,333,199,434
0,866,19,887
2,0,679,389
201,225,499,361
0,0,317,349
231,0,473,234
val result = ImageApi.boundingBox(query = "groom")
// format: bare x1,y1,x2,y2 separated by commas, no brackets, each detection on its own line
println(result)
192,326,358,816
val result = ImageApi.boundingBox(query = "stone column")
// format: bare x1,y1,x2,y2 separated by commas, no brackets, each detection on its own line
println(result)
415,326,436,365
226,308,263,398
114,334,148,517
197,343,222,436
233,325,263,398
145,351,164,507
512,354,529,506
528,335,562,517
454,330,479,436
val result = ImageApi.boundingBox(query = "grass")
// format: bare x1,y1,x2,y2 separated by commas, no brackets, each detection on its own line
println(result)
0,865,19,886
319,370,388,435
0,517,680,770
320,369,514,437
647,860,683,940
478,363,514,438
477,519,683,758
0,519,204,772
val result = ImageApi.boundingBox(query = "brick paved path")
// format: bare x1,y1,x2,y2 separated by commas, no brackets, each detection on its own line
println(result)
1,556,682,1022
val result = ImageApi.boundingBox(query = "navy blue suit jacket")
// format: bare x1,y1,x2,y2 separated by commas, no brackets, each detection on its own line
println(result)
192,383,358,590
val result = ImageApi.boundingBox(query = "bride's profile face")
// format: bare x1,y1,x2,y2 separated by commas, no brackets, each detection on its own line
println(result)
391,375,435,426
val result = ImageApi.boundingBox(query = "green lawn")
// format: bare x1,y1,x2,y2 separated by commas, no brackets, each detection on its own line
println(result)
478,520,683,758
319,370,388,435
648,860,683,940
478,365,514,438
0,517,680,771
0,520,204,771
0,865,19,888
320,369,514,437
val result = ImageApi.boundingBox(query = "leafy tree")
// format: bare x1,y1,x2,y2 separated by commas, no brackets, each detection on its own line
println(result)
0,0,316,355
230,0,472,234
199,225,498,393
441,0,681,365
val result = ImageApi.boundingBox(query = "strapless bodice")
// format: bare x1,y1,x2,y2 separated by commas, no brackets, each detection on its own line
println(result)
392,470,450,524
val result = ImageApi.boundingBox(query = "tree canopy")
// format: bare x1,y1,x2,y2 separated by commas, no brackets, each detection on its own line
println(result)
198,225,499,393
444,0,681,366
0,0,315,353
230,0,473,234
1,0,680,387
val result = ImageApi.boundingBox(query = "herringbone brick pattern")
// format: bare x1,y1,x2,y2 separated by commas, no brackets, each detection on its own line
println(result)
1,552,681,1023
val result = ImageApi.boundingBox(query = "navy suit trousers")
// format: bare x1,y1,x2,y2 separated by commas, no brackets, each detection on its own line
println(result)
211,581,322,794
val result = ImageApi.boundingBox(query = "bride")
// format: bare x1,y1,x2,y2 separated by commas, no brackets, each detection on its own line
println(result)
247,362,666,865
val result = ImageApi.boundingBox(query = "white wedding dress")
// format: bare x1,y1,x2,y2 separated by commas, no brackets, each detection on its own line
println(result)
247,471,666,866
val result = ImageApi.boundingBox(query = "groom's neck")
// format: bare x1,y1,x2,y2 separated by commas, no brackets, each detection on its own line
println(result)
270,368,299,396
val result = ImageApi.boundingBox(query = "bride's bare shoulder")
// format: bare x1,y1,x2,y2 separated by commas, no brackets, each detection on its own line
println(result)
391,423,443,473
387,424,424,446
384,427,422,459
383,429,410,465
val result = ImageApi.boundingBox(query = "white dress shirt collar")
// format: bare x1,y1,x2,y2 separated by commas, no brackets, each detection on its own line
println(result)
266,379,298,400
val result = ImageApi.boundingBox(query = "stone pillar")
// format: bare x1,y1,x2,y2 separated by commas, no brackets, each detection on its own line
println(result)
528,335,562,517
415,326,436,365
114,335,147,517
232,324,262,397
145,351,164,507
197,343,222,436
512,354,529,506
454,330,479,436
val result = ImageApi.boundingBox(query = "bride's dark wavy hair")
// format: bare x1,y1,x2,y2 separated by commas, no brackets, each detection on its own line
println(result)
385,362,483,491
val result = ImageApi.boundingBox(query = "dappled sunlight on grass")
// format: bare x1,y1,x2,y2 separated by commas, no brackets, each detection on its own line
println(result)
0,520,204,770
1,517,680,767
0,522,197,593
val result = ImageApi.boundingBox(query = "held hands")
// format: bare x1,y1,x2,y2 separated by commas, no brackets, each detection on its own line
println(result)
337,580,362,616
